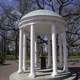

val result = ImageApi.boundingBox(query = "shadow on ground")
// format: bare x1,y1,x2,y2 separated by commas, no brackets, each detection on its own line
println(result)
0,63,11,66
69,67,80,80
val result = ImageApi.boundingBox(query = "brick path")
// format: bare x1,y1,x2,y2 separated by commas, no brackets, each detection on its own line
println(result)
0,60,17,80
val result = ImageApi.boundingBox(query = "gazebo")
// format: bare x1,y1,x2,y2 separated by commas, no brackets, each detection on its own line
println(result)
10,10,69,80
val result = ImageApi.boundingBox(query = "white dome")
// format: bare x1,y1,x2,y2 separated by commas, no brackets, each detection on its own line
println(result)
19,10,65,34
21,10,61,20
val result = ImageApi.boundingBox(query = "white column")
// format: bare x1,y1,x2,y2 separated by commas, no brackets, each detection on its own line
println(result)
51,25,57,77
47,35,51,68
61,32,68,72
22,32,26,72
18,29,23,73
58,34,63,67
29,24,35,78
35,41,37,68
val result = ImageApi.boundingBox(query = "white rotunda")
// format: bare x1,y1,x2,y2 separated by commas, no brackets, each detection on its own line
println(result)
10,10,70,80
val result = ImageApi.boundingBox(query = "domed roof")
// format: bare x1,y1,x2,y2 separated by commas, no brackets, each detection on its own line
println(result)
21,10,61,20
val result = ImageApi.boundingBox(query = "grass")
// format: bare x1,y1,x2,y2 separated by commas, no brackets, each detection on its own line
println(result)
6,55,16,60
68,56,80,62
3,54,80,64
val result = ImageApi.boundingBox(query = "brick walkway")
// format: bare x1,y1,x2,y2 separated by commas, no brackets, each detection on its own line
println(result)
0,60,18,80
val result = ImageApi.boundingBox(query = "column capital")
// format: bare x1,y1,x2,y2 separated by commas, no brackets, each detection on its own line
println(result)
51,24,57,34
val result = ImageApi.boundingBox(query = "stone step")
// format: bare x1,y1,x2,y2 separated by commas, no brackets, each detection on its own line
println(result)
10,71,76,80
64,74,76,80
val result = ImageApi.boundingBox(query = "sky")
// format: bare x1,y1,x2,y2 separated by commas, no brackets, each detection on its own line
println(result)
0,0,80,16
0,0,19,15
0,0,18,8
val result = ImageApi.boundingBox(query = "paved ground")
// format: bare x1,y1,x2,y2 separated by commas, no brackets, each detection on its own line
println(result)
0,60,80,80
68,62,80,80
0,60,17,80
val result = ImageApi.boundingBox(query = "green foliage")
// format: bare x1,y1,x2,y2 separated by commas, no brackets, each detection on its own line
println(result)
6,55,16,60
70,52,80,56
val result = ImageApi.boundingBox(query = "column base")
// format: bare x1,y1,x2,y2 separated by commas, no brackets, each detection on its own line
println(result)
17,69,23,73
22,68,26,72
22,66,26,72
35,65,38,68
51,72,57,77
47,64,52,68
28,73,35,78
63,69,68,72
